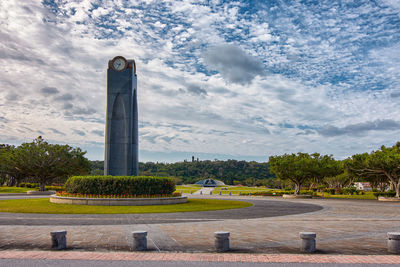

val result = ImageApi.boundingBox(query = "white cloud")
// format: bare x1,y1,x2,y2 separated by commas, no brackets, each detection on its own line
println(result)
1,0,400,162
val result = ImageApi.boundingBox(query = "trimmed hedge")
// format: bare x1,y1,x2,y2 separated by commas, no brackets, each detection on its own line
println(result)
373,190,396,199
251,190,316,196
65,176,175,195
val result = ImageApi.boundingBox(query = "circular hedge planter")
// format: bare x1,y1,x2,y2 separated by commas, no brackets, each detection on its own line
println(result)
378,197,400,202
50,194,187,206
64,176,175,196
282,194,312,199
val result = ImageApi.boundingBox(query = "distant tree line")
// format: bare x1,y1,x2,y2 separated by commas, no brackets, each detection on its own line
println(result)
90,160,276,186
2,137,399,197
268,142,400,198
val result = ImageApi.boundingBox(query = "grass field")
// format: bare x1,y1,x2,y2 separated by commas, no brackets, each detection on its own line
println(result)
175,185,202,193
0,198,252,214
317,192,377,200
0,187,32,193
212,186,271,195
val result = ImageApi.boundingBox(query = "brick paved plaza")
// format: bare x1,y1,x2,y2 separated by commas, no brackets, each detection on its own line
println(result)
0,250,400,264
0,195,400,264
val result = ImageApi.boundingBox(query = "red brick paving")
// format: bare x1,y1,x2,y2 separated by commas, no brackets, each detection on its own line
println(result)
0,250,399,264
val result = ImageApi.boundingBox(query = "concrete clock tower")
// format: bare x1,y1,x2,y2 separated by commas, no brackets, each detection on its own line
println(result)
104,56,138,176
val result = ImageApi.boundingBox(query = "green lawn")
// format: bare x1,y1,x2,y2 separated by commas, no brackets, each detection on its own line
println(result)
0,198,253,214
212,186,271,195
175,185,202,194
0,187,32,193
316,192,377,200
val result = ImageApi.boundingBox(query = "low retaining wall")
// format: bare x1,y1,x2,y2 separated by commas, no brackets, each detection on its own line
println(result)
50,195,187,206
282,194,312,199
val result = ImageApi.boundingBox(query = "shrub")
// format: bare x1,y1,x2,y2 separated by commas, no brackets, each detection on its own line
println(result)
317,186,325,192
64,176,175,195
342,187,357,195
252,190,316,197
19,182,39,188
373,190,396,199
323,188,336,195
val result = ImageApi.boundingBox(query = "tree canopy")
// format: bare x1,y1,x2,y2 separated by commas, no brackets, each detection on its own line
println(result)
91,159,275,185
268,152,340,195
0,137,91,191
345,142,400,197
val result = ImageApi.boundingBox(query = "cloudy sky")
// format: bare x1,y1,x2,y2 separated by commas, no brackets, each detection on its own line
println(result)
1,0,400,162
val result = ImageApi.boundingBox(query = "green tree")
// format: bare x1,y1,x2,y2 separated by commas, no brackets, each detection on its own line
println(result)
322,160,353,189
136,159,274,185
0,144,23,186
7,137,91,191
269,153,314,195
346,143,400,198
324,172,353,189
308,153,341,188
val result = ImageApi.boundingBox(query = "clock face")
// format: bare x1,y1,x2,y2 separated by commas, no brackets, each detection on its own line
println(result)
112,57,127,71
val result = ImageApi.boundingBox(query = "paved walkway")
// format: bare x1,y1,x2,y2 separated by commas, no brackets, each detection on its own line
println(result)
0,195,400,256
0,198,321,225
192,187,214,195
0,250,399,264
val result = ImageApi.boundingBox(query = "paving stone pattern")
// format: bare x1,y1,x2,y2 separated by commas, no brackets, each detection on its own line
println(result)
0,196,399,255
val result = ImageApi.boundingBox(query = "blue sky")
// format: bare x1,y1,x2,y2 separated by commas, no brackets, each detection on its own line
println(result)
1,0,400,162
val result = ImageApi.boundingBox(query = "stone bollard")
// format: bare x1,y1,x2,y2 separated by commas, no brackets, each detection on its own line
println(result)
51,230,67,250
388,232,400,254
210,191,212,195
300,232,316,253
214,231,230,252
132,231,147,251
229,192,231,196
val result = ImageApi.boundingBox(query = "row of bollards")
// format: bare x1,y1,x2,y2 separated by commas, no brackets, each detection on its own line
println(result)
50,230,400,254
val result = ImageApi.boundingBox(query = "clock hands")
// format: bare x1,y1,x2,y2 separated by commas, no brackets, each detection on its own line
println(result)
111,56,127,71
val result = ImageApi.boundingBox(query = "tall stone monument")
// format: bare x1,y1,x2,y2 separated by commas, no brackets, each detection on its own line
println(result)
104,56,138,176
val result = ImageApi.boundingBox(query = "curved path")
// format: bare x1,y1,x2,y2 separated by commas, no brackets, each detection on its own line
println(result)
0,196,322,225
